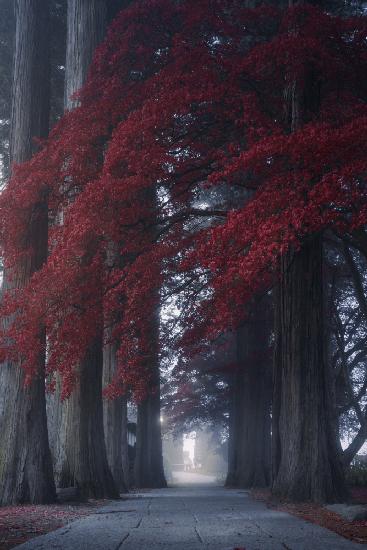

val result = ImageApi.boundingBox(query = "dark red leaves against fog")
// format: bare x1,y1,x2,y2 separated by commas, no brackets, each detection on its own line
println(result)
0,1,366,397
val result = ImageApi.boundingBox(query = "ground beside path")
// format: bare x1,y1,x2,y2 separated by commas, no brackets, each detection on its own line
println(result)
14,483,363,550
0,500,106,550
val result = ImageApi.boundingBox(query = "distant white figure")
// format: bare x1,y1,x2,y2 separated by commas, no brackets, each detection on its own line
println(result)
183,450,193,472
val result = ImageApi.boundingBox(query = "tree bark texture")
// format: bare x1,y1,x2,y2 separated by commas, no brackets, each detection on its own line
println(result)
134,311,167,489
64,0,106,109
103,337,129,492
226,298,272,488
272,237,347,502
135,387,167,489
226,370,241,487
0,0,56,505
56,336,118,498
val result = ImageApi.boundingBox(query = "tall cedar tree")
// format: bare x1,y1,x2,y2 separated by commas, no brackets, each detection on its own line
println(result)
226,296,272,489
0,0,56,505
134,187,167,489
134,305,167,488
54,0,118,499
103,331,129,491
271,0,347,503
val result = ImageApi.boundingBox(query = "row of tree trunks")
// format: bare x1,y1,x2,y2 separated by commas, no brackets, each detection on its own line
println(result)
53,0,166,496
227,242,347,501
226,0,347,503
0,0,172,505
0,0,56,505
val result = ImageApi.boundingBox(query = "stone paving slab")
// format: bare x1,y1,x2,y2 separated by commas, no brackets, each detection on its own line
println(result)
15,486,363,550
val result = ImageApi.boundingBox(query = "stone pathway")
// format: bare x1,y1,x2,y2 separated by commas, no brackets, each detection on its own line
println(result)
15,486,363,550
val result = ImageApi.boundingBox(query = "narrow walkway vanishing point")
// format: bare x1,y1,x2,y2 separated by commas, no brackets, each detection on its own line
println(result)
15,485,362,550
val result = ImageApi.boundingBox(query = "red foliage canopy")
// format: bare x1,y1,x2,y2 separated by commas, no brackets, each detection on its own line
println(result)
0,1,366,398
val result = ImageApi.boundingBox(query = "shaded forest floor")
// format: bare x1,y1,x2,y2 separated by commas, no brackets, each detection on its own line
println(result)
252,487,367,545
0,500,108,549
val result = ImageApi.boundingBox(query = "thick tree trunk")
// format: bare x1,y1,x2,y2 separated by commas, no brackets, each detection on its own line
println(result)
57,335,118,498
134,312,167,488
133,185,166,489
135,386,167,489
0,0,56,505
103,338,128,492
272,237,347,502
226,300,271,488
51,0,117,499
236,319,271,488
64,0,106,110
